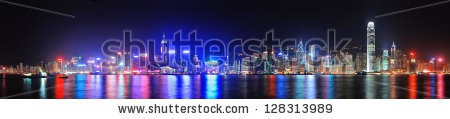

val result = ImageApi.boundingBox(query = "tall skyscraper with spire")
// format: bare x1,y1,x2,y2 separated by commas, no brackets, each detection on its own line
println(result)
296,40,306,69
161,34,169,66
367,21,376,72
390,41,397,71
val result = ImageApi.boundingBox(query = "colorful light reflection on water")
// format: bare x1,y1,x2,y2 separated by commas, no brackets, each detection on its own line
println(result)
0,74,449,99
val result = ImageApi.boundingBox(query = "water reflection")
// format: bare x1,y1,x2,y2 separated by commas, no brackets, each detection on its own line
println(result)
181,75,192,99
323,75,334,99
437,74,445,99
39,78,47,99
105,75,117,99
276,75,286,99
1,78,6,97
389,75,397,99
295,75,304,99
55,77,64,99
306,75,316,99
205,75,219,99
381,76,389,99
0,74,449,99
75,75,87,99
23,78,32,92
429,75,436,99
409,75,417,99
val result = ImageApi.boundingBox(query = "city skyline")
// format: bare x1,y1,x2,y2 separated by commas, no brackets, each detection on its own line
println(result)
1,25,448,75
0,0,449,65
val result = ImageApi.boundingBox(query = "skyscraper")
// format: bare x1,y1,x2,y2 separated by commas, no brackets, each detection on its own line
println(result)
296,40,306,73
390,41,397,71
367,21,376,72
382,50,390,71
309,45,319,73
161,34,169,66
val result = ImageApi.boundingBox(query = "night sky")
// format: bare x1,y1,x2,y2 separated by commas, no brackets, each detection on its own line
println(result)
0,0,449,65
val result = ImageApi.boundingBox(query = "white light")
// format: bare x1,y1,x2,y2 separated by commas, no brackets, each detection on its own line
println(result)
183,50,190,54
169,50,176,54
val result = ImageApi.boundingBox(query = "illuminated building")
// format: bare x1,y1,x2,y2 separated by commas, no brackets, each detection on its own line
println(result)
19,63,23,73
396,50,408,73
390,41,397,71
382,50,389,71
343,52,355,74
356,53,367,72
408,52,417,73
374,56,382,72
132,54,140,73
161,34,169,66
296,40,307,74
366,21,376,72
308,45,319,73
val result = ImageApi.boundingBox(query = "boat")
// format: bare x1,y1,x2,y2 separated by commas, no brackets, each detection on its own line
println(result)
21,67,49,78
22,73,48,78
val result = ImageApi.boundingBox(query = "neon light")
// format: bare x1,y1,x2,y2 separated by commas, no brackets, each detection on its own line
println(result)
96,58,101,60
133,55,139,58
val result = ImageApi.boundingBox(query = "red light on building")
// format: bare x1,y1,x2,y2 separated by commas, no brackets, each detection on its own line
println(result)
410,52,414,56
56,57,64,62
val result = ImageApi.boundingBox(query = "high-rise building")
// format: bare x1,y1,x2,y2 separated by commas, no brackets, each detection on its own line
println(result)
382,50,390,71
408,52,417,73
19,63,23,73
161,34,169,66
306,45,316,72
296,41,307,73
343,52,354,74
356,53,367,72
367,21,376,72
390,41,397,71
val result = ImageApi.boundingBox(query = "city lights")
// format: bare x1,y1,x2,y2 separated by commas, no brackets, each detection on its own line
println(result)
182,50,190,54
169,50,176,54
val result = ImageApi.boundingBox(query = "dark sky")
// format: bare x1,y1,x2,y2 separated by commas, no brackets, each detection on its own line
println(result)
0,0,449,65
